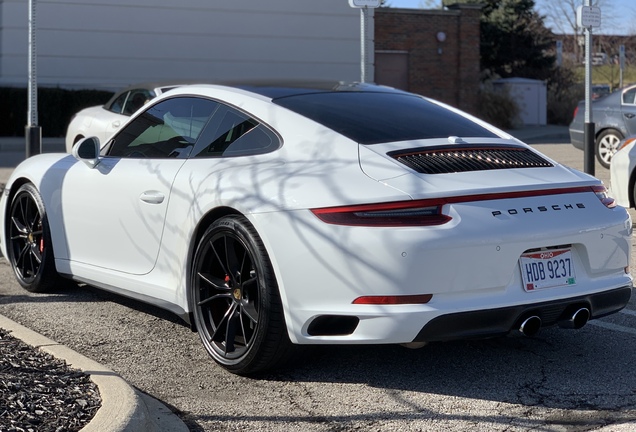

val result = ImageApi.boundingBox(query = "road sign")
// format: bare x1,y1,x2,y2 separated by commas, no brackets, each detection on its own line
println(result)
620,44,625,69
577,6,601,28
349,0,381,8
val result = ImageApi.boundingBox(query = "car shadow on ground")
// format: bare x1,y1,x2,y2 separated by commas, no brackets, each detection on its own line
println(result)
188,327,636,429
264,324,636,412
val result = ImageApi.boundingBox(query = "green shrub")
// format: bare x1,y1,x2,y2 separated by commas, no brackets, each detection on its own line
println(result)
546,67,584,126
0,87,113,137
476,80,520,129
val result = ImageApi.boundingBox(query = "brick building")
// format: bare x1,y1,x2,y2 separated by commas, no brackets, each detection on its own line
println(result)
375,4,482,115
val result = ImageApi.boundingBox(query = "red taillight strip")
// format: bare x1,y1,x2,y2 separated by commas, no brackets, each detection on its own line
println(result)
311,186,611,226
437,185,595,204
311,200,450,227
352,294,433,305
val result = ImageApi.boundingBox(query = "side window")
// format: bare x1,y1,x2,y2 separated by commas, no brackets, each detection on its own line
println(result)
193,106,280,158
105,97,219,159
107,91,130,114
122,89,155,115
623,88,636,105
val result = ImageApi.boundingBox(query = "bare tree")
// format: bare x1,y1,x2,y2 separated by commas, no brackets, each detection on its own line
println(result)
539,0,622,64
382,0,437,7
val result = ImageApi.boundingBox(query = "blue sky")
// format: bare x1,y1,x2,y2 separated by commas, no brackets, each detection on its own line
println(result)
387,0,636,35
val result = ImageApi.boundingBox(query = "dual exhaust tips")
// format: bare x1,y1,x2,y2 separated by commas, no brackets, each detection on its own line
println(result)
518,307,590,337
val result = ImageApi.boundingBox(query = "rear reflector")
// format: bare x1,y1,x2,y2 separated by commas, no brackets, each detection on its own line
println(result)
353,294,433,305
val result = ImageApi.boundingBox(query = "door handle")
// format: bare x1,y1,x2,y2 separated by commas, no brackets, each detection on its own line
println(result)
140,191,165,204
112,120,121,128
625,113,636,119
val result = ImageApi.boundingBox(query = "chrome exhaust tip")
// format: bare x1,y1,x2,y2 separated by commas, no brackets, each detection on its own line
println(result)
559,307,590,329
519,315,542,337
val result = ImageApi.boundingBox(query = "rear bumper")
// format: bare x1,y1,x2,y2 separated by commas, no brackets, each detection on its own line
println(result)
414,285,633,342
255,189,632,344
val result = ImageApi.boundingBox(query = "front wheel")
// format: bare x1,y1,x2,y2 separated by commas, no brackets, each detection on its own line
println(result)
7,183,61,292
191,215,294,375
596,129,624,169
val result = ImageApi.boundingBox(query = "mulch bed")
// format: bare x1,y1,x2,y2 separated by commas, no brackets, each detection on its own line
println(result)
0,328,101,432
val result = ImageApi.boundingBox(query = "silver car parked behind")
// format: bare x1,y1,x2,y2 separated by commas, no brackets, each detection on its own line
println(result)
569,84,636,169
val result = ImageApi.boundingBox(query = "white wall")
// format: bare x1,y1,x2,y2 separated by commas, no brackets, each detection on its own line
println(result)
1,0,370,90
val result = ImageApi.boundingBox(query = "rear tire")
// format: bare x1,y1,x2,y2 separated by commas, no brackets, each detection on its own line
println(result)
7,183,62,292
191,215,295,375
596,129,624,169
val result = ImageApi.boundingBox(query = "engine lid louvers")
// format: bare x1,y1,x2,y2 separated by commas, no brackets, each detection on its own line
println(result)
388,144,553,174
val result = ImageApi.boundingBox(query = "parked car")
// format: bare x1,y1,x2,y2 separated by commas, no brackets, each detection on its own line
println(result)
569,84,636,169
609,135,636,207
65,83,183,152
3,82,632,374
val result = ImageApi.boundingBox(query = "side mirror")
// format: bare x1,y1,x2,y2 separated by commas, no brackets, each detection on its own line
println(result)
72,136,101,168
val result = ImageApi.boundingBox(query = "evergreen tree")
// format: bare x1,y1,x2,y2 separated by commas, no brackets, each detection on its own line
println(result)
448,0,555,79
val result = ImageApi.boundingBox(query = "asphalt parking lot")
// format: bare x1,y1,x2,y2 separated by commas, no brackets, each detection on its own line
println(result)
1,138,636,431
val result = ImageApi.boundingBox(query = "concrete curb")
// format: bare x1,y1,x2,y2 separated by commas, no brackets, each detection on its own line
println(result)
0,314,188,432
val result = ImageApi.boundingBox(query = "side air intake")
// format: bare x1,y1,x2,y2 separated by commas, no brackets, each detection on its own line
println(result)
389,145,553,174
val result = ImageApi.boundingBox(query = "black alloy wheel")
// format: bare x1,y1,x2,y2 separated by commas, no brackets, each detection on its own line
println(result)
191,215,293,374
7,183,60,292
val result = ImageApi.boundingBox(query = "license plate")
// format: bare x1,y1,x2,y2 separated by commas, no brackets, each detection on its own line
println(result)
519,249,576,291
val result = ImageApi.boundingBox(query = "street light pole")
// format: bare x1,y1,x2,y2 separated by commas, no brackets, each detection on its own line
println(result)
349,0,380,83
360,7,368,83
583,19,594,175
577,1,601,176
26,0,41,157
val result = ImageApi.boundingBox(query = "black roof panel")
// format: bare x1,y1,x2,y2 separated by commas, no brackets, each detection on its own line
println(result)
268,88,498,144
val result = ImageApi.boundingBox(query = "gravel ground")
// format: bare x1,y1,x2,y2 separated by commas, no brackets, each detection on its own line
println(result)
0,181,100,432
0,328,101,432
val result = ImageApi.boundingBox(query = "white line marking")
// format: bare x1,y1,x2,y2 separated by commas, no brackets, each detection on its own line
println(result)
588,320,636,336
620,309,636,317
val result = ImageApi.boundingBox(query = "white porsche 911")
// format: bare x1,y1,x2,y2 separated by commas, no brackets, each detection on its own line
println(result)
1,82,632,374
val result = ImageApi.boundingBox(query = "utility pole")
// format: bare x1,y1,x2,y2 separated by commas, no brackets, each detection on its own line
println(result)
349,0,381,83
619,44,625,89
577,2,601,176
26,0,41,157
